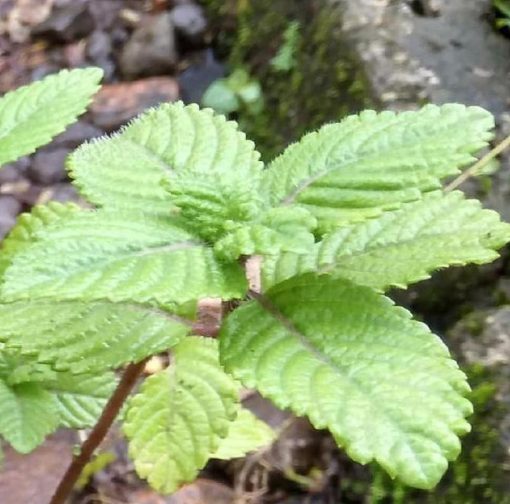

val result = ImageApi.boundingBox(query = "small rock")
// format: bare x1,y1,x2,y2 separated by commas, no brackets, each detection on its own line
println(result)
32,2,95,42
178,49,225,104
119,13,178,78
167,479,235,504
90,77,179,131
86,30,116,80
0,164,23,185
28,148,69,185
51,121,104,149
171,4,207,45
0,195,22,238
37,183,80,204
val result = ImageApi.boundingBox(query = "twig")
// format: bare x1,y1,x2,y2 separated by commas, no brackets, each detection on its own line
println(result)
445,133,510,192
49,358,149,504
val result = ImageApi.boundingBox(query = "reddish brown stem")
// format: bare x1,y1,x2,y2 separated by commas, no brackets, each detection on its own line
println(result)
49,358,149,504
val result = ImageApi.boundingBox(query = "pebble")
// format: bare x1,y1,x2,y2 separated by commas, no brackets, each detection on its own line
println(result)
51,121,104,149
28,148,70,185
0,195,22,238
32,2,95,43
90,77,179,131
171,4,207,45
119,13,178,78
178,49,225,104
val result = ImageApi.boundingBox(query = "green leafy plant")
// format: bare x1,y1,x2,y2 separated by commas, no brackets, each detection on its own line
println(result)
0,68,510,503
202,68,263,115
494,0,510,29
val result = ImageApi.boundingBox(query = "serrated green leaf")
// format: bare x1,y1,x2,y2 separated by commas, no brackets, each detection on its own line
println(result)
262,191,510,290
1,208,247,304
0,379,58,453
0,68,102,167
262,105,494,231
164,170,265,242
220,273,472,489
214,206,317,261
44,372,115,428
68,102,263,215
124,337,239,494
212,408,275,460
0,299,190,373
0,202,80,277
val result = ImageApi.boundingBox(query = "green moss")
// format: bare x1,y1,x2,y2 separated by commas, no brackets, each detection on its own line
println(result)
369,364,510,504
202,0,375,161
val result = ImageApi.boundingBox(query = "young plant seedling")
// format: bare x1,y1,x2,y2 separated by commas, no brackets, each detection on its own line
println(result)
0,68,509,503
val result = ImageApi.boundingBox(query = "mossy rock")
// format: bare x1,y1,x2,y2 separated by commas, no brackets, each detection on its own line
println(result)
203,0,374,161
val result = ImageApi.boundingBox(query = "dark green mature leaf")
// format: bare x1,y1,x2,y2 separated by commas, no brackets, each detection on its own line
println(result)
220,273,472,489
0,68,102,167
262,105,494,231
262,191,510,290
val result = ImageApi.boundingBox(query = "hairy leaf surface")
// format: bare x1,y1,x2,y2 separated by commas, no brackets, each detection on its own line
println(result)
0,68,102,166
220,274,472,489
1,208,247,304
212,408,275,460
124,337,239,494
262,105,494,231
0,300,190,373
69,102,263,216
214,206,317,261
262,191,510,290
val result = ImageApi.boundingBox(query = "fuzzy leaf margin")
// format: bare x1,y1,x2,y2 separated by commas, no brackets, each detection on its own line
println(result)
220,273,472,489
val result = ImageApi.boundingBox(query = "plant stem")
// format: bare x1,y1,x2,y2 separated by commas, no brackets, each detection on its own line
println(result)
49,358,149,504
445,133,510,192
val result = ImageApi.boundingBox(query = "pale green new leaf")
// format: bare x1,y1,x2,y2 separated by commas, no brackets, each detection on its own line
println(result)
214,206,317,261
0,300,190,373
220,273,472,489
68,102,263,215
0,68,102,167
0,379,58,453
163,170,264,242
1,208,247,304
262,105,494,231
44,372,115,428
212,408,275,460
262,191,510,290
124,337,239,494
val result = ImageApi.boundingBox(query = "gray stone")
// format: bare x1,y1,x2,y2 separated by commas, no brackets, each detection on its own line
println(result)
28,148,70,185
51,121,104,149
119,13,178,78
448,307,510,469
0,195,22,239
171,4,207,44
32,2,95,42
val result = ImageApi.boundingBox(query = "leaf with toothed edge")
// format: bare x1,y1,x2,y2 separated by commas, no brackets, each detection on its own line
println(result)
0,68,103,167
0,379,58,453
0,299,191,373
212,408,275,460
68,102,264,217
219,273,473,489
261,191,510,290
0,208,247,305
123,337,239,494
262,104,495,232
